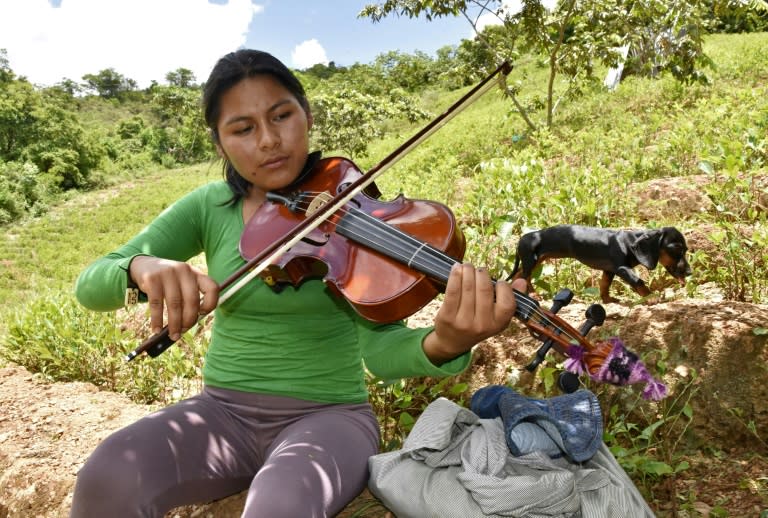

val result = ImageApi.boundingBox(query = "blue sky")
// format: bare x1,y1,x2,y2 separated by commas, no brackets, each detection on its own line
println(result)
245,1,479,68
0,0,502,88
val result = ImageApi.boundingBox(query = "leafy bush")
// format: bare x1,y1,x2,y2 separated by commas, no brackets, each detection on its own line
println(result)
310,87,430,158
2,291,204,404
367,374,469,450
0,161,49,224
710,0,768,33
602,360,698,489
21,98,107,190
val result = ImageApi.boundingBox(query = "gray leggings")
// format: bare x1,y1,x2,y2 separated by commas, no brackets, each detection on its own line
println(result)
69,386,380,518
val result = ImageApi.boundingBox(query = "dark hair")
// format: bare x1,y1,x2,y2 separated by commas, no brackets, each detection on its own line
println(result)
202,49,310,201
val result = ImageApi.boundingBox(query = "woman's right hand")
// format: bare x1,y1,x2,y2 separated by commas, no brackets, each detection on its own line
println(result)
129,256,219,340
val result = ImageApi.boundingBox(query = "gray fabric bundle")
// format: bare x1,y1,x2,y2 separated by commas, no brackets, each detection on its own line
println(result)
368,397,656,518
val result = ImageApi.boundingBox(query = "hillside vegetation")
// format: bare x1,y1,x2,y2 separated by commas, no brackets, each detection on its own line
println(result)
0,32,767,516
351,32,767,305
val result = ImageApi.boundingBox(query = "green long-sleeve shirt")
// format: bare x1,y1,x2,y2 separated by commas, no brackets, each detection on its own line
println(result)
75,180,470,404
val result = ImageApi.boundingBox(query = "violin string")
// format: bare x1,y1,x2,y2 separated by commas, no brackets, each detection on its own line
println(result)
273,192,583,346
288,193,547,308
292,190,470,275
293,192,466,280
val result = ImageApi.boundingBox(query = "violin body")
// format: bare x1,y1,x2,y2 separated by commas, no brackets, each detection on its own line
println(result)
239,156,466,323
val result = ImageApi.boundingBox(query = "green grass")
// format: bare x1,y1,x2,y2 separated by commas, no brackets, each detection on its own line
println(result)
0,162,220,320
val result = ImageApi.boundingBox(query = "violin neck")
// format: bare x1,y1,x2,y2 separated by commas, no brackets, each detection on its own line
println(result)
336,206,536,320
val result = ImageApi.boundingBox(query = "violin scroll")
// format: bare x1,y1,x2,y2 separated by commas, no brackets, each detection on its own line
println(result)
515,288,606,375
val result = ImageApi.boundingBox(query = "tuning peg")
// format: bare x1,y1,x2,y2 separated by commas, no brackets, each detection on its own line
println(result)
550,288,574,313
577,304,606,337
525,294,604,375
558,371,580,393
525,288,574,372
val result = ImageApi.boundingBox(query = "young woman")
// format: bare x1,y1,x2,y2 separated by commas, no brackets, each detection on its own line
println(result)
69,49,526,518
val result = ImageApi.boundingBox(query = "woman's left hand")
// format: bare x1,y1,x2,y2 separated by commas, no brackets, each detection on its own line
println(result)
422,263,527,365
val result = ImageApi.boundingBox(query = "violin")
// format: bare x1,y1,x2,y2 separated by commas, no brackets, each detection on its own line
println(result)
240,155,466,323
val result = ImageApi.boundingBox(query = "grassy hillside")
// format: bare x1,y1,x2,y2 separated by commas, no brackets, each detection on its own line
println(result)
0,164,218,310
364,32,767,299
1,31,766,330
0,30,764,325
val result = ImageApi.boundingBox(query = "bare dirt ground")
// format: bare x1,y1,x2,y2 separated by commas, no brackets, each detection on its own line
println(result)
1,290,767,517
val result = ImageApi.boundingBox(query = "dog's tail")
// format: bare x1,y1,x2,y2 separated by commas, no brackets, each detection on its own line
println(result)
506,254,521,281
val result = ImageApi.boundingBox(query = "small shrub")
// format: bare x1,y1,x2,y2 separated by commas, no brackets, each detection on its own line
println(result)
367,374,468,451
0,161,50,225
1,291,204,404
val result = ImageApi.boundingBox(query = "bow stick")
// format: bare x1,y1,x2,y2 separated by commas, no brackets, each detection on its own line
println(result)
126,61,513,361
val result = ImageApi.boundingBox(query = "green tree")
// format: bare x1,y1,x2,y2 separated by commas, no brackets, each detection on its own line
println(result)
81,68,138,99
596,1,713,85
446,25,519,87
432,43,487,90
0,161,48,225
360,0,712,130
310,87,430,158
51,78,83,98
148,85,211,164
373,50,438,91
0,70,104,193
23,93,105,189
165,68,196,88
0,80,39,160
0,49,14,83
314,62,388,97
302,61,345,80
708,0,768,32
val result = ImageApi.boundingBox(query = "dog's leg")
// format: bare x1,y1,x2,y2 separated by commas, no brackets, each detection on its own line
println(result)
521,255,545,299
599,271,620,303
615,266,652,299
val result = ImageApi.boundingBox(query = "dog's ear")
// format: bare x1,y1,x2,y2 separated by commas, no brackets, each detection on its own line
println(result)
662,226,687,247
630,230,663,269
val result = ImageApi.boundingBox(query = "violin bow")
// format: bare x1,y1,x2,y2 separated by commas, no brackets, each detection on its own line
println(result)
126,61,513,361
124,60,668,402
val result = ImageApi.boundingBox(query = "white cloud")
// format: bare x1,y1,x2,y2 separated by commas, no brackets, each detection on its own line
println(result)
291,39,328,69
0,0,263,88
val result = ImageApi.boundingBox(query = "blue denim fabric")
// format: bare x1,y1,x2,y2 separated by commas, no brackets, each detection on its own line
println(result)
470,385,602,462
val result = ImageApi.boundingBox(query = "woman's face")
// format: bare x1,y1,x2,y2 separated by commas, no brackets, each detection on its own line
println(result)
215,75,312,198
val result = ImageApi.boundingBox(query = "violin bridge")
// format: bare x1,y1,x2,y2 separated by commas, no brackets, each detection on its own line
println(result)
306,191,333,216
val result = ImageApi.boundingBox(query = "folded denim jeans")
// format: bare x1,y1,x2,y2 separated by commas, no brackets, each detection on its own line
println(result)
471,385,603,462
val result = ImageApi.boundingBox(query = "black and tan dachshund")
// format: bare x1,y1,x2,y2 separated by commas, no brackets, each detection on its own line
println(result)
508,224,692,303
